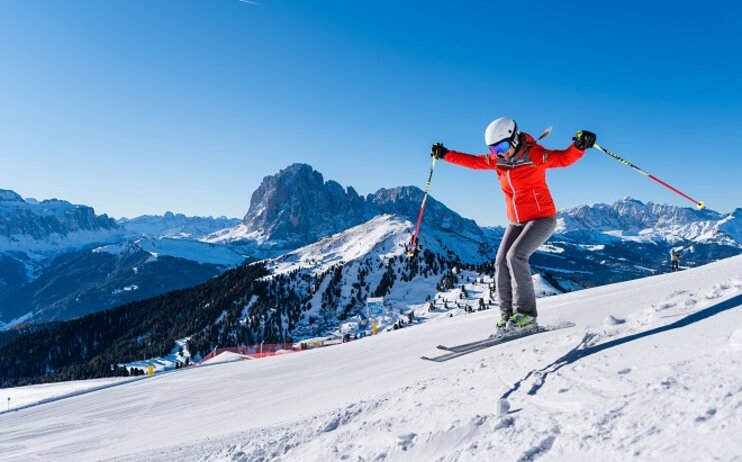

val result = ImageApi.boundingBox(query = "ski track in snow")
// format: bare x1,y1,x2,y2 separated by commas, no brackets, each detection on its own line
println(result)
2,257,742,462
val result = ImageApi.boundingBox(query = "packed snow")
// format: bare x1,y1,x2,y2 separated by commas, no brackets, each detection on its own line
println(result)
0,256,740,461
0,377,141,413
201,351,252,365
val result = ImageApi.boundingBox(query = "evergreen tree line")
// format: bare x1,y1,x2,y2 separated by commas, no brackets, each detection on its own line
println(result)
0,262,270,387
0,248,457,387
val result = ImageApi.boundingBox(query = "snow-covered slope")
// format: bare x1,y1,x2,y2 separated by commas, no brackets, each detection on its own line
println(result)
269,214,487,276
118,212,240,239
135,237,247,267
2,256,740,461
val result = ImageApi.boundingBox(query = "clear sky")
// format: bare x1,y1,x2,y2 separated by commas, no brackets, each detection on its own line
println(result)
1,0,739,226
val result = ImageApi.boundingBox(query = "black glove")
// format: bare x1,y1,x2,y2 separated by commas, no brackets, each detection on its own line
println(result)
573,130,596,150
431,142,449,159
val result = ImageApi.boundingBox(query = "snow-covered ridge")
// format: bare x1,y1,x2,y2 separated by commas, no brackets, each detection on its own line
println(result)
269,214,410,276
557,197,741,247
135,237,246,267
0,189,122,257
118,212,240,240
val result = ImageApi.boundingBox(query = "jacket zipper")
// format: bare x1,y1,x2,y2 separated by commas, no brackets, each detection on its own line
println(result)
506,170,520,222
533,189,541,211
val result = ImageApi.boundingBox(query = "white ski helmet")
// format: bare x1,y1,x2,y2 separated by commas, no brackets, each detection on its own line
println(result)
484,117,520,148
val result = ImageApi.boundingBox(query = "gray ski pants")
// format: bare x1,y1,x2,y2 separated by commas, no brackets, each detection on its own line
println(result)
495,216,557,320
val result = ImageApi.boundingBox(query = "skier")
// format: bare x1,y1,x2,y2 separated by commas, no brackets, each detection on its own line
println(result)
431,117,595,334
670,248,680,272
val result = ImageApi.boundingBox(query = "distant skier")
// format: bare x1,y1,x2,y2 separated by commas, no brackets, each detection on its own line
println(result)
670,248,680,272
431,118,595,334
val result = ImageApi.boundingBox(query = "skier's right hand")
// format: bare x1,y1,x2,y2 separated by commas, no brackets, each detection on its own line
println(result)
431,143,449,159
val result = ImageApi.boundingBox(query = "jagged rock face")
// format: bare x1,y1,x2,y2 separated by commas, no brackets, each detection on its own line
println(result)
0,190,118,240
368,187,483,241
241,164,484,249
242,164,368,247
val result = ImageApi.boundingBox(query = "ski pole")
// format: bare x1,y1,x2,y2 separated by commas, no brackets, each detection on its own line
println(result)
407,156,438,258
582,134,706,210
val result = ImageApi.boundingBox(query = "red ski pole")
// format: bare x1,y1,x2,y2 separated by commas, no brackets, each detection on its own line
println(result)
407,156,438,258
586,136,706,210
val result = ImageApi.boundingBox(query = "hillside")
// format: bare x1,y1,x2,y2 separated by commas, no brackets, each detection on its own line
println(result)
1,255,740,461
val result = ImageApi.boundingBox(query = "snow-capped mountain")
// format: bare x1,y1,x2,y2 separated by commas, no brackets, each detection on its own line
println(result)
270,214,485,277
236,163,367,246
0,193,247,327
0,190,126,309
118,212,240,239
205,163,486,258
0,189,122,257
519,198,742,291
369,186,484,244
0,240,231,326
557,197,742,246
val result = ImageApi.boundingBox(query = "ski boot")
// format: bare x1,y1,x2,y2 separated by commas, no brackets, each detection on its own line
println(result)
491,318,512,338
508,313,538,334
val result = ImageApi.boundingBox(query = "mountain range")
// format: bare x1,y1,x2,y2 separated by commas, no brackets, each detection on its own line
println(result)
0,163,740,330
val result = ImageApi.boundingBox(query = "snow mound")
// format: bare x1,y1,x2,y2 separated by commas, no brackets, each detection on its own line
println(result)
202,351,251,365
602,315,626,327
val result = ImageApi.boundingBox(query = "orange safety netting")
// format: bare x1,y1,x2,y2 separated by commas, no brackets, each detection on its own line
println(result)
197,343,297,363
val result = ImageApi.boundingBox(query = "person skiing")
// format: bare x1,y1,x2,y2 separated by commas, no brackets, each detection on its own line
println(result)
431,117,596,334
670,248,680,272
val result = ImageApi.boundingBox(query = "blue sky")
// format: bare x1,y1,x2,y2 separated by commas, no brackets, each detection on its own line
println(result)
1,1,739,226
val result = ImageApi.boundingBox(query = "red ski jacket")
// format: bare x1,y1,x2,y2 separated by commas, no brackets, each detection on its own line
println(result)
443,133,586,224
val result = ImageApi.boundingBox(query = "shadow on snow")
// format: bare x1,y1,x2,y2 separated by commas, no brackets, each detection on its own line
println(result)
501,293,742,399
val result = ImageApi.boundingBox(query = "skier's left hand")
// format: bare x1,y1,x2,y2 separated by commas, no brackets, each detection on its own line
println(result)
573,130,596,150
431,143,449,159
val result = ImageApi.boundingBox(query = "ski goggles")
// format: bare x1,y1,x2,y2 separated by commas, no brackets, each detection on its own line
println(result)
488,139,511,156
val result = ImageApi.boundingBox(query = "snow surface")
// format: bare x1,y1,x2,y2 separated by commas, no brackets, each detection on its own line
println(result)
270,215,410,276
1,256,741,461
117,213,240,240
136,237,246,267
0,228,124,260
201,351,252,365
203,222,265,244
0,377,140,413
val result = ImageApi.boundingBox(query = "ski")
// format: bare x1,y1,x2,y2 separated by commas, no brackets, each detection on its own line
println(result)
439,322,575,352
423,322,575,362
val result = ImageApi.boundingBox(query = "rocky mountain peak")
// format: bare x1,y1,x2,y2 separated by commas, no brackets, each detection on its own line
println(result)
234,166,485,250
241,163,367,247
0,190,24,203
